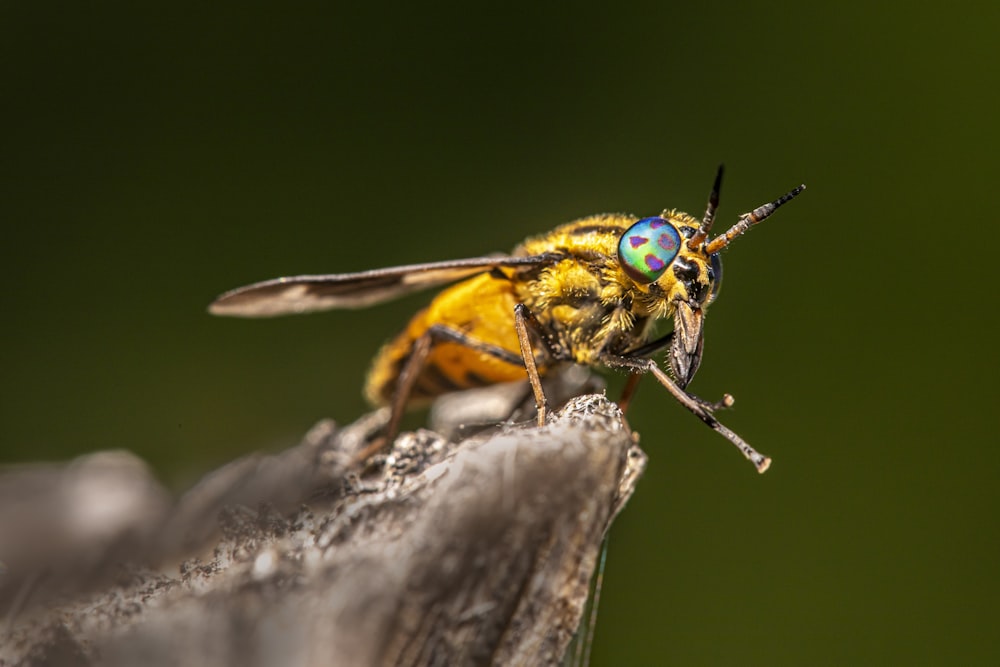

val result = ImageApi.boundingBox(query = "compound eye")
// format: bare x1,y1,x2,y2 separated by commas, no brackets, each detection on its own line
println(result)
617,217,682,284
708,252,723,304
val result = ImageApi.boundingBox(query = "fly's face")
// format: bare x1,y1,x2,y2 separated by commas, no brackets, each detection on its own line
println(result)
617,212,721,387
617,167,804,388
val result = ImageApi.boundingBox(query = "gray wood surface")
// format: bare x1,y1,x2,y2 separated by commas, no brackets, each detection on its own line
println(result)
1,394,645,667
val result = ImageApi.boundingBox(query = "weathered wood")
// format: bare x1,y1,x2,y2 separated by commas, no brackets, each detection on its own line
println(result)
1,394,645,667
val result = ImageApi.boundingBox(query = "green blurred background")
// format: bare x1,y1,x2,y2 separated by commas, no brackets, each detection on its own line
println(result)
2,1,997,664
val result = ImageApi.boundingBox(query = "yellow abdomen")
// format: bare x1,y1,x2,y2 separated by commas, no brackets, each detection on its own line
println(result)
364,271,529,406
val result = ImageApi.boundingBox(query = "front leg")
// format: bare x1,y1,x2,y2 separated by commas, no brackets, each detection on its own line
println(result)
600,353,771,473
616,332,675,414
618,331,733,413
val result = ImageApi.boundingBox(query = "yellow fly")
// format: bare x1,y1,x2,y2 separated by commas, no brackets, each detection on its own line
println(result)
210,167,805,472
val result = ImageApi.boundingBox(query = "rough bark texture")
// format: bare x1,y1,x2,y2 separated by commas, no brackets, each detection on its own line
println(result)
0,394,645,667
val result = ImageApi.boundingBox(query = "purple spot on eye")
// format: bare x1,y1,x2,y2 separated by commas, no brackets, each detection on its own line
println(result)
644,254,665,271
629,235,649,248
658,233,677,251
648,218,668,228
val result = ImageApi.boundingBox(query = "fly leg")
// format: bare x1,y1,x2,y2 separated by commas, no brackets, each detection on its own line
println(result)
618,370,732,415
355,325,527,463
617,373,643,415
617,332,675,414
513,303,563,427
354,332,433,463
599,353,770,473
619,331,734,413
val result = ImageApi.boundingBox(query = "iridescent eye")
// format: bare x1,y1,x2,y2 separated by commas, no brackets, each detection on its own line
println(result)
617,217,682,284
708,252,723,304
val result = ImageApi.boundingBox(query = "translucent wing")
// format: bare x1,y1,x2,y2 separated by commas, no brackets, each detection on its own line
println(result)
209,254,560,317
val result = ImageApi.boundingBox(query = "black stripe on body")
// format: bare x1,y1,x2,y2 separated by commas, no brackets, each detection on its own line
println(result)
413,362,464,397
565,223,628,238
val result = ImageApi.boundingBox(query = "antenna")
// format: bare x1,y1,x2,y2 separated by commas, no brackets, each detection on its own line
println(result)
704,184,806,255
687,164,724,251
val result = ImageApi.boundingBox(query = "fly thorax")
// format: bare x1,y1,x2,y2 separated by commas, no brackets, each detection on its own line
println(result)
522,261,601,308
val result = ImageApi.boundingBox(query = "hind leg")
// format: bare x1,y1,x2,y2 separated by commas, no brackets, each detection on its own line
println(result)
355,324,527,462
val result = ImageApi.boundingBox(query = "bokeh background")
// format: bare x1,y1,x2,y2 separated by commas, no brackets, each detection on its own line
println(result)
3,1,998,664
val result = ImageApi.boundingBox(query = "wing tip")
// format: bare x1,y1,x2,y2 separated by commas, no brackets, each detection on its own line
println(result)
207,281,336,317
207,286,288,318
207,286,256,317
207,299,236,316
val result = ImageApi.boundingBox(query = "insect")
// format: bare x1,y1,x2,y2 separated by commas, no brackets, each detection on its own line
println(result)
210,167,805,472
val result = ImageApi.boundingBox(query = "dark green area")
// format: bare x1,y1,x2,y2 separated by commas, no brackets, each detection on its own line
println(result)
2,2,997,664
